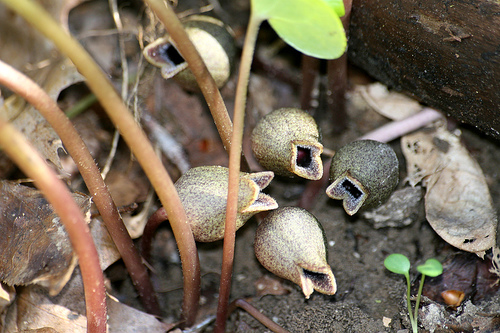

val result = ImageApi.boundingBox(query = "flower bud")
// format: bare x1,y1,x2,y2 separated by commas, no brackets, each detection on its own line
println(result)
175,166,278,242
326,140,399,215
144,15,236,91
254,207,336,298
251,108,323,180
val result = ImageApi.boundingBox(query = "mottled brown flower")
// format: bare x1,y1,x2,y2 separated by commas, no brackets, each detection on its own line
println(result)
254,207,336,298
175,166,277,242
251,108,323,180
326,140,399,215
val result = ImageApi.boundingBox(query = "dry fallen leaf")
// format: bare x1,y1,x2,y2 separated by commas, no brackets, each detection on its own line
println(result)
4,270,172,333
0,58,85,176
357,82,422,120
0,181,90,295
401,123,497,257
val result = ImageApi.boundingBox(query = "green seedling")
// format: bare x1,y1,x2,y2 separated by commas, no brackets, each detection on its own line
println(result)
384,254,443,333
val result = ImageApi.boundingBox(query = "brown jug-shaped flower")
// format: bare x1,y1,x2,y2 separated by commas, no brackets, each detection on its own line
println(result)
176,166,278,242
251,108,323,180
254,206,336,298
326,140,399,215
143,15,236,92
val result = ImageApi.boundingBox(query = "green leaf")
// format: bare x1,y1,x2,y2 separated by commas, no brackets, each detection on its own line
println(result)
251,0,346,59
417,258,443,277
321,0,345,17
384,253,410,275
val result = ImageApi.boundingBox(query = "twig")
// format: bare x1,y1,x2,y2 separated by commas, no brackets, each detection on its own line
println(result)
358,107,443,142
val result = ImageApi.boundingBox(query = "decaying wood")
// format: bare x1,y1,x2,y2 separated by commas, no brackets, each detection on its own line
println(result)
348,0,500,139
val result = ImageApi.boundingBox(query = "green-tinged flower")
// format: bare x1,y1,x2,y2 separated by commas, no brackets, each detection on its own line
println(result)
175,166,277,242
143,15,236,92
251,108,323,180
254,207,336,298
326,140,399,215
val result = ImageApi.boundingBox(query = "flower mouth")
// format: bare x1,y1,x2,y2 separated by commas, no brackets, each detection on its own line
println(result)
326,171,368,215
299,265,337,299
241,171,278,214
291,141,323,180
144,37,188,79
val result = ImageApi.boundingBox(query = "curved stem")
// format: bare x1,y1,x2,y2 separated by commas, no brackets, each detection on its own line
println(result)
234,299,290,333
214,13,263,333
141,207,168,262
0,0,200,326
0,119,106,333
0,59,161,316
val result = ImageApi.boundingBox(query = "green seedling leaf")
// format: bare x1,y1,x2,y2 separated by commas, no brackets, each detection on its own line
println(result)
384,253,410,275
417,258,443,277
252,0,346,59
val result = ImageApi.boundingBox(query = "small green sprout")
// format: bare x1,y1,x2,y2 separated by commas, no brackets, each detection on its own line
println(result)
384,254,443,333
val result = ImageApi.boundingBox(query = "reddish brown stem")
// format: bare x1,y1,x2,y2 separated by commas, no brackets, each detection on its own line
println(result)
214,13,263,333
300,55,320,111
326,0,352,133
0,119,106,333
141,207,168,262
0,60,161,316
233,299,290,333
327,53,348,133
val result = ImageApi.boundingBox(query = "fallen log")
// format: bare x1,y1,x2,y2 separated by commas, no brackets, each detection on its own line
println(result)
348,0,500,139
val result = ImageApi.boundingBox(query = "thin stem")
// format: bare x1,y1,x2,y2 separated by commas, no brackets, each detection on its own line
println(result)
0,0,200,326
326,0,352,133
65,93,97,119
0,59,161,315
214,13,263,333
414,274,426,332
405,273,417,333
234,299,290,333
0,119,106,333
300,55,320,111
141,207,168,262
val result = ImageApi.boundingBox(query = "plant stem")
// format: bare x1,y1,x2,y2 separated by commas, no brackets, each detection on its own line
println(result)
326,0,352,133
300,55,320,111
0,119,106,333
0,0,200,326
65,93,98,119
414,274,426,332
0,59,161,316
141,207,168,262
213,13,263,333
234,299,290,333
405,273,417,333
